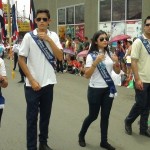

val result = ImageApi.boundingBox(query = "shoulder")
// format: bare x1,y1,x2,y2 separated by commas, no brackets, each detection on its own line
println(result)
132,38,142,48
24,32,32,39
48,30,60,41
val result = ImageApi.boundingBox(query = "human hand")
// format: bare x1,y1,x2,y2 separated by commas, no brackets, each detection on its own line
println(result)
30,79,41,91
0,75,4,83
95,53,105,64
135,79,143,91
37,32,50,42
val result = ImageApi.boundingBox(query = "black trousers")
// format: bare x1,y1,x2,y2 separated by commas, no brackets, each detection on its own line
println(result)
13,52,18,70
0,109,3,126
125,83,150,132
79,86,114,143
24,84,54,150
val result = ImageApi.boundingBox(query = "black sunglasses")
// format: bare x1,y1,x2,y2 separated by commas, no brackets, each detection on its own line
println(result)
145,23,150,27
99,37,109,42
36,18,48,22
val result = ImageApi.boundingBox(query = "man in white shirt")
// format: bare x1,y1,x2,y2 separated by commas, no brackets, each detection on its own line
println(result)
125,16,150,138
18,9,63,150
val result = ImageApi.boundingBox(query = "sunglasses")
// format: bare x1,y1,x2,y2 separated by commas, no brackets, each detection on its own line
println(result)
99,37,109,42
36,18,48,22
145,23,150,27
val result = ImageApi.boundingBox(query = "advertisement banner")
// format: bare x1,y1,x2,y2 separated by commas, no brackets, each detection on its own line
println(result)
126,20,142,39
98,22,111,37
111,22,125,38
18,22,31,32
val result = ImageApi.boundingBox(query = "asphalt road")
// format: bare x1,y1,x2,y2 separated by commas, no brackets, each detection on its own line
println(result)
0,59,150,150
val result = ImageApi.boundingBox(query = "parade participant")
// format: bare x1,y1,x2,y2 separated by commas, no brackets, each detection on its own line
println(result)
0,58,8,126
124,16,150,137
78,30,120,150
18,9,63,150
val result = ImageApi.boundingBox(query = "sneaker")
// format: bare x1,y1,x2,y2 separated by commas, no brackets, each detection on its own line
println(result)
78,136,86,147
39,143,52,150
100,142,116,150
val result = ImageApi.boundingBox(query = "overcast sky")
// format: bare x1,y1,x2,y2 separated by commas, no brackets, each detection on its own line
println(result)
2,0,30,17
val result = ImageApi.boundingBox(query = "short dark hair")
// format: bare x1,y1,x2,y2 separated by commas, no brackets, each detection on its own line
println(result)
144,16,150,24
35,9,50,19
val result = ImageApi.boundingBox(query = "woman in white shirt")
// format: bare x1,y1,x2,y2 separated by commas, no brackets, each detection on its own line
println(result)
78,30,120,150
0,58,8,125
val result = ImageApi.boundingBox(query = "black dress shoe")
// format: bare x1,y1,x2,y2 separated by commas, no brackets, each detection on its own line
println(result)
140,130,150,137
39,143,52,150
100,142,116,150
125,120,132,135
78,136,86,147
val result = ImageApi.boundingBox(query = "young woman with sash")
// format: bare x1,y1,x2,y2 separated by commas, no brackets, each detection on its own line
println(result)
78,30,120,150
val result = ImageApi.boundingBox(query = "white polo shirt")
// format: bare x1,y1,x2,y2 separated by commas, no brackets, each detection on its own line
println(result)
86,52,113,88
19,29,63,87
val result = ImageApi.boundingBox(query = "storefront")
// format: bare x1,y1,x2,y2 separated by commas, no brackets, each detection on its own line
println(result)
34,0,150,40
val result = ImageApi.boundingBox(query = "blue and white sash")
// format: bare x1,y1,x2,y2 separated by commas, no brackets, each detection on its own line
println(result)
90,52,117,97
30,32,56,69
139,36,150,54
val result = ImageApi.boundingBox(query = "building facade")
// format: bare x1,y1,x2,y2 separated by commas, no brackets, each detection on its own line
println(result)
34,0,150,41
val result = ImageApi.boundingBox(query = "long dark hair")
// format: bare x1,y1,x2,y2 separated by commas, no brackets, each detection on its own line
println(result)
89,30,110,55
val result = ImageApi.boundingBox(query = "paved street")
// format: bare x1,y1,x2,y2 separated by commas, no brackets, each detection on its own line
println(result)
0,59,150,150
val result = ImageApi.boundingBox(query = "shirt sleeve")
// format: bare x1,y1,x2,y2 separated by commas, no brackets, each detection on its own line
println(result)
0,59,7,76
85,54,93,67
51,32,63,50
131,39,142,60
19,33,30,57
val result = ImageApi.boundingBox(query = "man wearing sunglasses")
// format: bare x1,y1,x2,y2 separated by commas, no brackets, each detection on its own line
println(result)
18,9,63,150
125,16,150,138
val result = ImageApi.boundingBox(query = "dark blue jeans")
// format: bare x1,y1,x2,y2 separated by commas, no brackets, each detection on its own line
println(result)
25,84,54,150
79,86,114,143
125,83,150,132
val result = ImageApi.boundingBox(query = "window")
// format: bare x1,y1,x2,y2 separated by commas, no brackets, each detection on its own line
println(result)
127,0,142,20
112,0,125,21
58,9,65,25
75,5,84,24
66,7,74,24
99,0,111,22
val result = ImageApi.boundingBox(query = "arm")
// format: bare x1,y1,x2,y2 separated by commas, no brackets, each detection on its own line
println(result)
0,59,8,88
84,54,105,79
0,76,8,88
38,32,63,61
111,54,121,74
18,56,41,91
113,62,121,74
131,58,143,90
